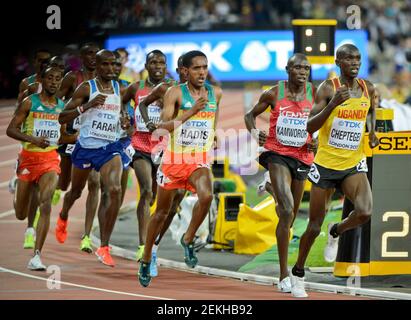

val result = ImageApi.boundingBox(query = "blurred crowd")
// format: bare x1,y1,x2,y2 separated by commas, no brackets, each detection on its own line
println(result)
1,0,411,107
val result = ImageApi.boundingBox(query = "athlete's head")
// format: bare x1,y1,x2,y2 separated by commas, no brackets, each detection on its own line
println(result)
33,49,51,74
182,51,208,88
115,47,129,67
145,50,166,82
48,56,66,75
41,67,63,96
80,42,100,71
176,54,188,83
335,44,361,78
286,53,310,85
112,51,123,81
96,50,116,81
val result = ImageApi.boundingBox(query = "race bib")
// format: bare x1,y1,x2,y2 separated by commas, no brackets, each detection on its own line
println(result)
328,117,364,150
176,119,214,148
125,144,135,161
134,104,161,132
33,118,61,145
88,109,119,142
308,164,320,184
276,114,309,147
356,158,368,172
65,144,75,154
72,116,82,130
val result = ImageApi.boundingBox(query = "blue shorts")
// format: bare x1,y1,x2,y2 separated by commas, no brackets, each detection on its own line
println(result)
72,140,126,172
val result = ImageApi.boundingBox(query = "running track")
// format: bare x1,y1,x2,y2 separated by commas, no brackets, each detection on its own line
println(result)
0,96,367,300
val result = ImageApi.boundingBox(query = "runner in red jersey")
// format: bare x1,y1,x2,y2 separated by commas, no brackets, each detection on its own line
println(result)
122,50,167,260
245,53,316,295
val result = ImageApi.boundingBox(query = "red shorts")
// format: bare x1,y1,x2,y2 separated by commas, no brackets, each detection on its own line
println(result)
157,162,210,193
17,149,61,183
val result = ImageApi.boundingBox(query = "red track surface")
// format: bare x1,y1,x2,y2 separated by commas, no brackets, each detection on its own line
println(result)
0,97,367,300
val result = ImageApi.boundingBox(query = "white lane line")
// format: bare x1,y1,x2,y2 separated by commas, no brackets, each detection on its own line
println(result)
0,209,15,219
0,266,173,300
0,181,10,189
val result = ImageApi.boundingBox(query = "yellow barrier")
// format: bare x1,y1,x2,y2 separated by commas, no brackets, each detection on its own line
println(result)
234,197,293,255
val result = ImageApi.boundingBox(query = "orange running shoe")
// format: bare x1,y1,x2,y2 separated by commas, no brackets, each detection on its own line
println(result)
55,215,68,243
95,246,115,267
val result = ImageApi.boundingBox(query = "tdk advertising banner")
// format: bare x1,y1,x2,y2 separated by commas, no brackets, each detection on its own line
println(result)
106,30,367,81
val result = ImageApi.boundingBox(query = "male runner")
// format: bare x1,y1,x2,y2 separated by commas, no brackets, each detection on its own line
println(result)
138,50,222,287
138,55,188,277
122,50,167,260
55,43,102,253
290,44,379,298
58,50,128,267
245,53,316,293
7,67,64,270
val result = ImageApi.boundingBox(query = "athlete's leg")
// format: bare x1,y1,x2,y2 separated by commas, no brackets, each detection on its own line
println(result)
84,170,100,237
267,162,294,281
120,167,130,206
57,155,72,191
336,173,372,234
26,187,39,228
99,156,122,247
133,158,153,245
185,168,213,243
142,187,177,262
294,185,334,270
36,171,58,252
59,167,91,220
14,179,34,221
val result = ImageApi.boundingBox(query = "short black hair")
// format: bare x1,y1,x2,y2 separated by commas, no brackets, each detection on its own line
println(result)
146,50,166,63
182,51,207,68
113,51,121,60
336,44,359,59
80,42,100,55
287,53,308,67
177,54,185,68
41,66,63,78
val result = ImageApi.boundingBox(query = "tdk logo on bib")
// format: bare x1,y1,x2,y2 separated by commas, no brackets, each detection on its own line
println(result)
338,120,362,128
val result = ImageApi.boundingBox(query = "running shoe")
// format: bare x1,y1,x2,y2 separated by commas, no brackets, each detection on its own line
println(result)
290,274,308,298
52,189,62,206
257,171,270,197
138,261,151,287
55,215,68,244
23,228,35,249
95,246,115,267
324,223,339,263
136,245,144,261
277,276,292,293
80,235,93,253
150,251,158,277
180,234,198,268
27,250,46,271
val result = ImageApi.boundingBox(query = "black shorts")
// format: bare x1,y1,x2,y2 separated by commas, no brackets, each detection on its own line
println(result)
57,144,75,157
308,159,368,190
132,149,158,169
258,151,310,181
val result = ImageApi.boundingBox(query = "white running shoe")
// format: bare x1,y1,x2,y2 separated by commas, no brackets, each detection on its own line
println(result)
257,171,271,196
290,274,308,298
27,251,46,271
324,223,339,263
277,276,292,293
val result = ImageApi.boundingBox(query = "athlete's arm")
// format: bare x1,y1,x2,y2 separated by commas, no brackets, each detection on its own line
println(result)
158,86,207,133
212,86,223,148
6,97,49,148
122,82,137,106
58,123,78,144
244,86,277,146
18,78,29,94
306,80,350,134
59,82,106,124
57,71,76,100
365,80,379,148
139,83,168,132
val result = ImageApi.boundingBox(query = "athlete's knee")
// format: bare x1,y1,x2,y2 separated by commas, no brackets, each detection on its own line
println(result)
276,200,294,223
69,188,83,200
197,192,213,207
88,178,100,192
356,205,372,224
140,187,153,202
306,220,322,237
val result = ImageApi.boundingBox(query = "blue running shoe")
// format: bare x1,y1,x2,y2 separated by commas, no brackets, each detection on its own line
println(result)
180,234,198,268
138,262,151,287
150,251,158,277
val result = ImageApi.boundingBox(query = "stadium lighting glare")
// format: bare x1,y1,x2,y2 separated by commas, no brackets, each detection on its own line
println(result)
305,46,313,52
305,29,313,36
320,43,327,52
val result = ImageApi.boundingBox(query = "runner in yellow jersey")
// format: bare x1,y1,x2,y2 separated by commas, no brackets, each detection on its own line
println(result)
290,44,379,298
